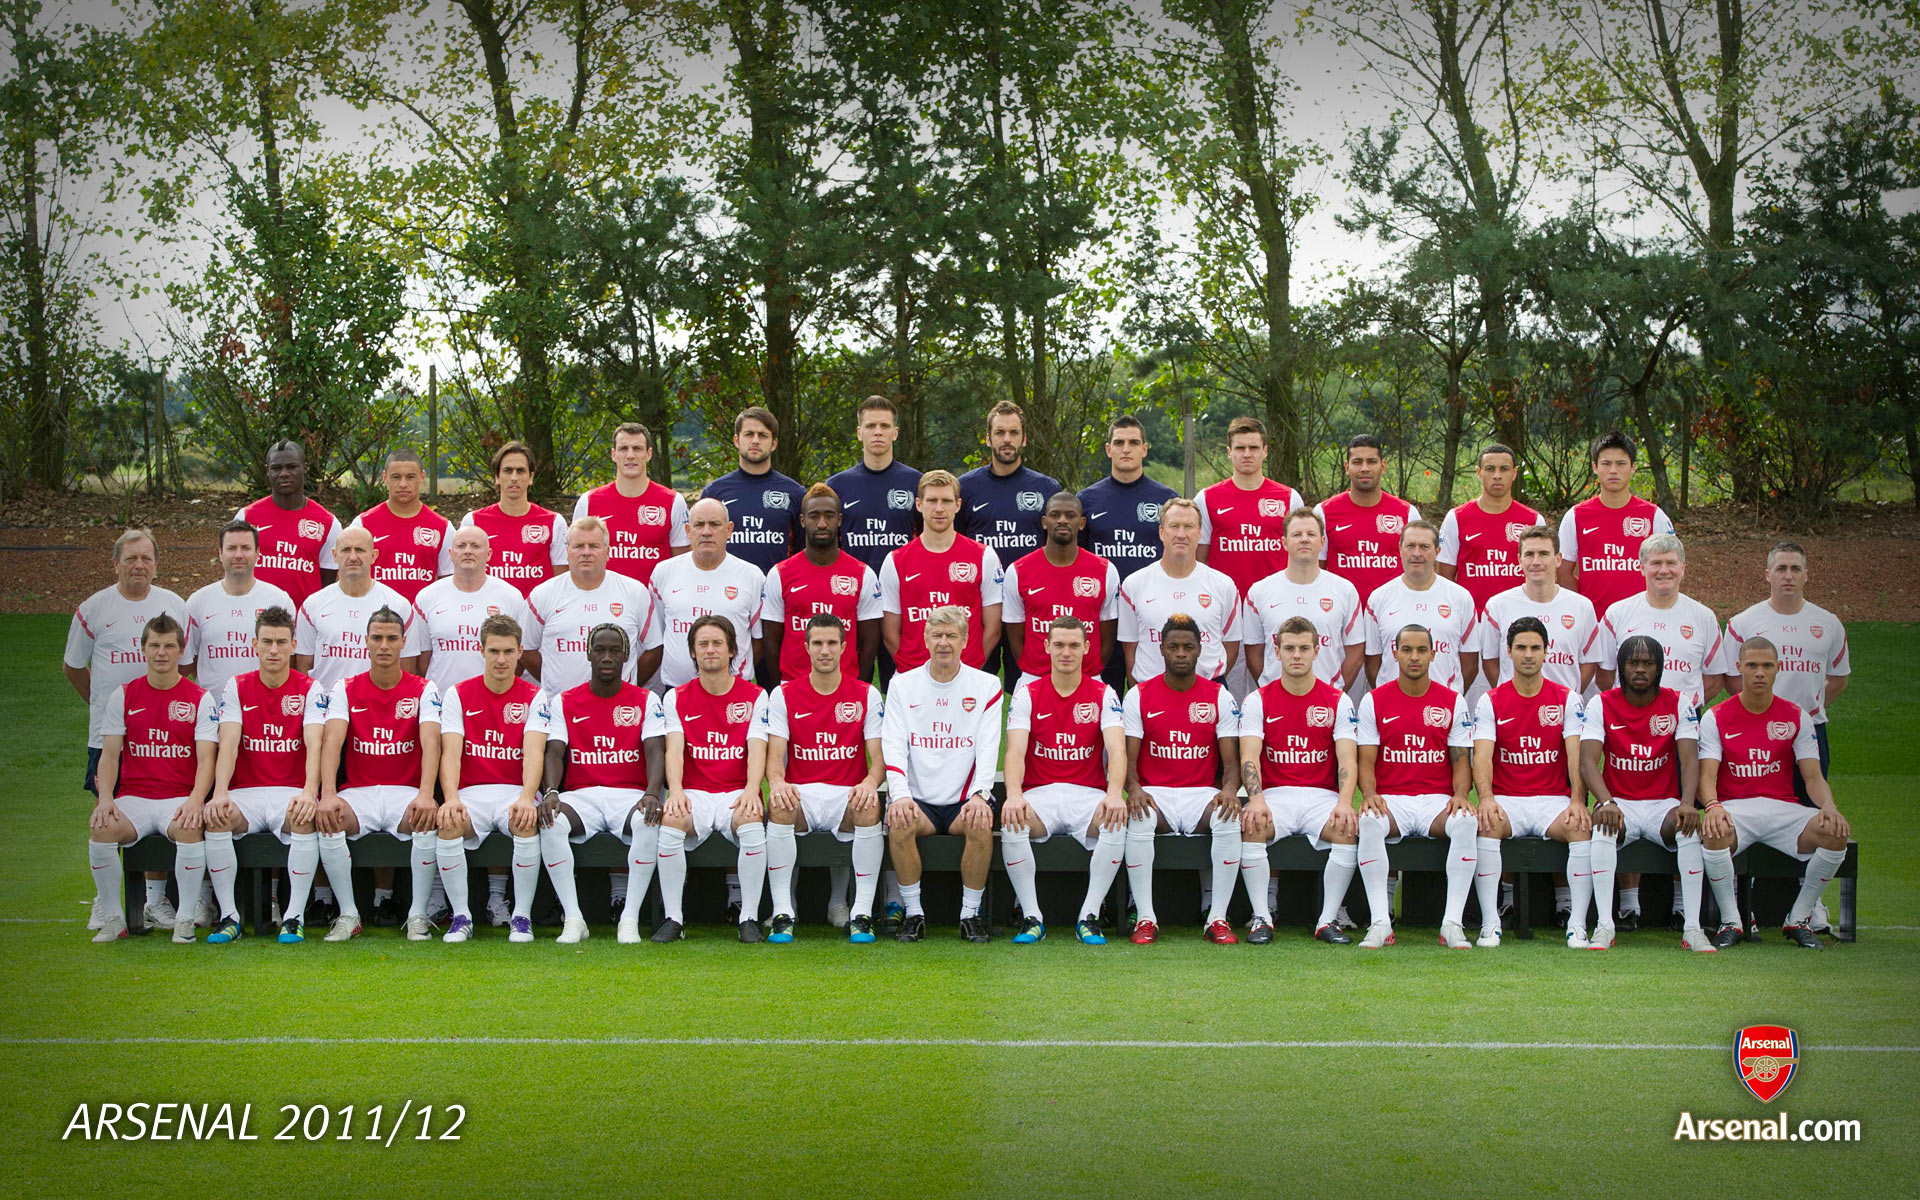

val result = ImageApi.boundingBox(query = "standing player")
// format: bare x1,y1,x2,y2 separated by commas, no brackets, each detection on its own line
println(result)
294,527,423,690
882,608,1005,942
572,422,690,586
350,449,454,604
956,401,1061,568
828,396,921,690
1353,625,1478,949
1237,617,1361,945
1001,617,1127,945
1471,616,1592,947
461,440,568,599
1363,520,1479,692
701,406,806,576
1078,414,1178,587
1725,542,1850,783
414,526,536,695
1314,435,1422,608
653,616,769,944
1438,443,1542,618
83,615,219,943
1579,635,1707,951
1697,639,1854,950
236,439,338,607
1117,499,1242,685
526,517,661,695
183,521,296,702
879,470,1004,674
752,614,887,943
1241,509,1365,691
647,497,765,689
762,485,882,684
433,614,543,942
1001,493,1119,691
1557,431,1676,619
1121,617,1243,944
1595,534,1727,708
1196,416,1305,696
1476,527,1599,694
204,606,328,944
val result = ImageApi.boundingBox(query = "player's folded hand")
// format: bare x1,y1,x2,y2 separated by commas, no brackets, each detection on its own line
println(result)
440,799,468,833
1360,793,1389,818
1702,805,1732,840
1817,807,1850,840
731,791,764,822
664,790,690,820
1561,802,1591,834
886,797,920,830
1096,795,1128,831
960,796,993,830
404,794,438,829
1592,800,1622,835
847,782,878,813
1001,798,1031,831
1475,798,1504,835
1212,789,1241,820
175,800,204,832
88,803,118,833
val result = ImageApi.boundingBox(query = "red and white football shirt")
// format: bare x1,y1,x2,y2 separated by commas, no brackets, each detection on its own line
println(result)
761,551,882,681
1477,585,1600,694
1558,495,1675,619
1116,561,1244,683
572,481,690,586
1242,569,1365,687
753,674,884,788
1363,575,1479,692
1698,695,1817,804
236,496,339,608
351,502,454,602
1473,679,1580,797
183,578,297,701
1581,687,1698,801
648,552,765,687
878,535,1005,672
1439,498,1544,614
1314,491,1422,606
1596,592,1726,708
461,503,568,598
1724,601,1849,724
295,580,425,691
101,676,218,798
524,571,659,694
663,676,763,794
436,675,541,788
1008,675,1122,790
65,584,188,748
1000,547,1120,679
220,669,327,791
540,682,663,791
1122,674,1239,789
1197,477,1305,597
412,574,532,693
1355,680,1472,796
325,671,438,791
1240,677,1356,792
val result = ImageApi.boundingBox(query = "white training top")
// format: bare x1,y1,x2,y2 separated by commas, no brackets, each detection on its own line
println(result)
524,571,660,694
880,663,1005,807
1476,584,1601,695
294,581,425,691
646,552,766,688
64,584,189,749
1241,568,1365,687
1363,575,1480,692
411,573,534,694
1595,592,1729,709
1723,599,1850,724
1116,560,1244,682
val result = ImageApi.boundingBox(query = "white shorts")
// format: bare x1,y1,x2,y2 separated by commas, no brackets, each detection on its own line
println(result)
560,786,643,844
1496,794,1574,840
1382,793,1451,842
225,787,295,843
1143,785,1223,836
1723,797,1816,862
453,784,521,849
1019,783,1104,850
1265,786,1341,850
339,785,416,841
1615,797,1680,845
116,795,189,841
684,789,744,849
789,781,858,843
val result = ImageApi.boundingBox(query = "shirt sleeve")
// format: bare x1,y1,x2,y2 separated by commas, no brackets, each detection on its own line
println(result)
195,691,222,742
1448,695,1474,748
1363,603,1385,657
181,596,201,668
571,493,589,523
857,566,883,621
1336,692,1359,742
881,679,911,799
326,680,350,724
1006,685,1032,732
63,601,96,670
401,598,427,657
1406,503,1422,524
754,687,787,742
1101,684,1125,729
1577,600,1603,664
1678,698,1701,741
970,687,1004,791
1829,622,1850,677
1000,562,1025,625
1239,688,1264,733
863,684,885,739
317,513,339,570
1581,695,1605,743
1437,509,1461,567
877,554,901,614
1196,488,1214,543
522,588,547,654
548,515,568,566
760,566,785,625
419,682,442,728
1240,590,1264,648
542,692,568,742
1703,612,1731,677
661,689,682,737
436,520,454,577
979,546,1004,607
1557,508,1578,564
1312,502,1329,562
1341,586,1365,645
668,493,691,549
1121,685,1143,738
1473,692,1497,741
1653,505,1676,538
1594,610,1619,671
1101,562,1120,620
1216,691,1240,739
644,691,666,740
1559,695,1583,740
1116,576,1138,643
219,678,243,726
1793,709,1819,762
437,685,464,738
1696,708,1721,761
1353,692,1378,746
99,686,129,739
1219,579,1243,643
305,682,329,725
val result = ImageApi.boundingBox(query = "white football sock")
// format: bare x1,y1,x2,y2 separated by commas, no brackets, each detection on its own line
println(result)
539,816,581,922
624,817,658,917
1674,833,1705,929
1788,847,1846,926
172,840,206,918
1125,814,1157,925
1242,839,1274,924
900,881,924,917
317,832,357,917
851,824,884,917
1618,885,1640,916
960,886,984,920
1566,841,1594,932
89,841,123,916
1500,879,1514,909
829,864,851,905
1702,845,1738,928
726,872,742,905
204,830,239,920
1197,868,1212,914
1671,884,1685,914
766,821,798,918
884,870,901,905
657,827,688,924
1001,828,1040,920
1442,812,1477,927
284,832,320,917
1207,815,1240,924
736,823,767,923
1474,837,1503,933
1590,832,1618,929
511,835,540,920
314,884,334,904
408,831,437,918
1318,843,1357,930
1554,884,1571,910
145,877,167,907
1081,826,1125,922
374,887,393,907
488,873,508,900
437,837,471,919
1358,812,1390,925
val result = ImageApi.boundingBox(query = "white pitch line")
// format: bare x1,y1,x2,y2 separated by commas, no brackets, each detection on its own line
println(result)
0,1035,1916,1052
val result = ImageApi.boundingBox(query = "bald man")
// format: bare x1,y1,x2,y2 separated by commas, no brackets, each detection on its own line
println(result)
413,525,537,693
646,497,767,690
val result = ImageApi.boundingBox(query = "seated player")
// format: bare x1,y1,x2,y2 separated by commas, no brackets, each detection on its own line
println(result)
1697,638,1853,950
652,615,770,944
204,605,328,944
1579,635,1708,951
432,614,543,943
1470,616,1591,948
1000,616,1127,945
1353,625,1477,949
752,614,887,943
882,606,1005,943
85,615,219,943
536,624,666,944
1122,615,1242,944
313,607,442,942
1237,616,1361,945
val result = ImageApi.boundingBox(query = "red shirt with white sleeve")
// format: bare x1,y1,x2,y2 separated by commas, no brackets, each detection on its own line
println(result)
1558,495,1675,619
572,481,690,586
1314,491,1422,606
221,669,327,791
762,550,882,681
1001,547,1119,679
237,496,339,608
541,682,662,791
1008,675,1122,790
327,671,437,791
664,676,763,794
878,535,1005,672
1581,687,1697,801
1121,674,1239,789
1356,680,1472,796
1698,694,1816,804
436,675,541,789
1241,677,1356,792
1439,498,1543,614
461,503,568,598
1473,679,1580,798
753,675,884,788
351,502,454,602
103,676,218,799
1197,477,1304,597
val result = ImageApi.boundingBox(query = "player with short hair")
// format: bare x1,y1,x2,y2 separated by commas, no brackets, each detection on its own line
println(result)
1242,508,1366,691
1197,415,1306,697
461,440,568,598
1121,615,1243,944
1580,634,1709,951
879,469,1004,673
1595,533,1728,710
956,400,1063,570
1438,443,1543,618
236,439,339,606
701,405,806,575
85,615,220,943
752,613,887,943
882,607,1005,942
1001,492,1120,692
536,624,667,943
572,422,691,586
1353,624,1478,949
1077,414,1179,585
414,525,537,694
1363,519,1479,693
432,613,543,942
647,497,765,689
652,615,770,944
1476,526,1599,695
827,397,921,692
294,526,424,690
1237,616,1361,945
1725,541,1849,786
526,517,661,694
1117,498,1242,685
1697,638,1853,950
349,448,454,603
1557,430,1677,618
1472,615,1593,947
183,520,296,701
1000,616,1128,944
1314,435,1423,607
762,484,882,684
205,606,328,945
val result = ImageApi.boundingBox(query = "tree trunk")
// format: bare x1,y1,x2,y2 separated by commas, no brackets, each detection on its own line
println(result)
1626,381,1677,511
250,0,296,427
892,256,925,467
1437,356,1466,506
15,11,61,491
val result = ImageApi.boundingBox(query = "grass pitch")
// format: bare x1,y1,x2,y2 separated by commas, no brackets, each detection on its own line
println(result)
2,614,1915,1197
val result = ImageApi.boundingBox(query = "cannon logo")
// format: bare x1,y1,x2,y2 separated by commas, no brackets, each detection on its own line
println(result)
831,574,859,596
504,703,529,725
523,524,550,545
1074,576,1099,598
1623,516,1651,538
1562,612,1576,629
1734,1026,1799,1103
1767,720,1795,742
1320,596,1334,612
727,701,753,724
299,519,324,541
1259,497,1284,517
1540,704,1565,725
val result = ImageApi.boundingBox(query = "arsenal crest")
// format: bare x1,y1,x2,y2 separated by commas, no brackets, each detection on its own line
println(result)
1074,576,1099,597
1680,624,1694,640
1622,516,1652,538
1767,720,1796,742
1561,612,1576,629
950,562,978,584
523,524,550,545
1306,705,1334,729
831,574,858,596
504,702,529,725
1734,1025,1799,1103
1198,593,1212,609
1810,624,1823,639
639,505,667,525
1073,702,1098,723
609,602,623,617
727,701,753,724
168,700,196,723
1540,704,1565,725
1505,522,1527,543
835,701,862,723
1650,713,1677,737
298,518,324,541
613,705,642,727
486,605,500,616
1320,596,1334,612
1259,497,1284,517
887,489,913,510
724,585,739,600
1190,701,1216,723
1378,514,1405,536
395,697,419,720
1423,705,1450,728
413,526,441,547
1437,603,1451,618
281,694,305,717
961,696,978,712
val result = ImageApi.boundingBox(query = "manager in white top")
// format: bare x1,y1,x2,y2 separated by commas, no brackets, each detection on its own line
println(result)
183,519,295,704
293,526,423,690
1117,497,1242,684
413,525,535,693
647,497,765,688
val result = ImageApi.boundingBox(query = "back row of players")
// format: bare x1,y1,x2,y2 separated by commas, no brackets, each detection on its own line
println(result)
71,399,1853,950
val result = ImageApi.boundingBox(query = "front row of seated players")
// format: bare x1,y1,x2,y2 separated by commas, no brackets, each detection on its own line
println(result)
86,604,1854,950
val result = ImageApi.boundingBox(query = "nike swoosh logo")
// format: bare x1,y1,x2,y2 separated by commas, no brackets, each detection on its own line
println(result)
241,705,258,713
904,573,922,583
843,500,861,509
971,502,989,512
1088,512,1107,520
465,709,483,717
1332,523,1350,532
1722,731,1742,739
1463,532,1480,541
789,584,806,592
127,708,146,716
350,707,366,714
210,866,230,873
1146,711,1164,719
794,712,815,720
1381,716,1399,725
1497,717,1514,725
1215,506,1233,515
1687,869,1702,875
1581,527,1599,536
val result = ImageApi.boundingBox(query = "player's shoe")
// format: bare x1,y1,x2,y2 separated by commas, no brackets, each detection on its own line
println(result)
1358,922,1395,949
768,914,798,944
306,893,339,928
404,914,434,941
92,914,129,943
1667,910,1686,933
1552,905,1571,930
1204,919,1238,945
556,916,589,944
443,915,474,944
1565,927,1590,950
882,900,905,934
508,915,533,943
724,900,742,926
1809,900,1832,934
172,914,198,944
1781,923,1825,949
1710,922,1743,950
616,914,642,944
738,919,764,944
372,896,402,927
844,915,872,944
1075,917,1106,945
206,916,242,944
324,914,361,942
195,894,218,928
145,894,179,928
1614,909,1639,933
1588,924,1615,950
894,914,926,942
425,897,452,925
1129,919,1158,945
1332,905,1359,931
1314,923,1352,945
650,919,685,943
1246,918,1275,945
826,900,851,929
958,915,991,943
278,916,305,944
1475,927,1502,949
1438,922,1471,949
486,895,512,927
1680,926,1717,953
88,896,106,930
1012,916,1045,944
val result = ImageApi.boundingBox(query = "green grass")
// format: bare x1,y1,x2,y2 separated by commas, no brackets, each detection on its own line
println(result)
2,614,1916,1197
